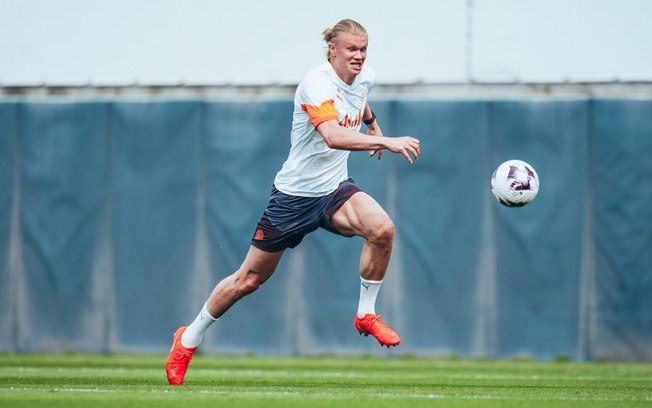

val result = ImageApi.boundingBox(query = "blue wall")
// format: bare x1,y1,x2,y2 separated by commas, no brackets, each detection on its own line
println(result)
1,98,650,360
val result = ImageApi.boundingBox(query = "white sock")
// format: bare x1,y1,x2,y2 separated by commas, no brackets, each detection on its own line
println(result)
357,278,382,318
181,303,217,348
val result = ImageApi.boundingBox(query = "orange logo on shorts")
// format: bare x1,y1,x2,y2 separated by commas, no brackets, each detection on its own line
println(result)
254,228,264,240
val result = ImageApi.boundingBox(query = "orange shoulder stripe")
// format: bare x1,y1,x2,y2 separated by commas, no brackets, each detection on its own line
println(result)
301,99,338,128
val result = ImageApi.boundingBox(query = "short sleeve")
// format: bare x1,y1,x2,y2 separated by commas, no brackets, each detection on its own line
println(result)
301,99,338,128
296,73,338,129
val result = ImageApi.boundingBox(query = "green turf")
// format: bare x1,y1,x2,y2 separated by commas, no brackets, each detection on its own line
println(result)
1,354,651,407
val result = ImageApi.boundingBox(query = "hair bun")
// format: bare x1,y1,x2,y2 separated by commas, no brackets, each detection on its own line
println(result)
322,27,334,42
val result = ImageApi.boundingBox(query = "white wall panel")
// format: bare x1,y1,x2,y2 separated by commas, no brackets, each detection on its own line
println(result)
472,0,652,82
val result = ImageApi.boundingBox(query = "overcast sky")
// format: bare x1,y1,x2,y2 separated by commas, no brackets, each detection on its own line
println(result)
1,0,650,86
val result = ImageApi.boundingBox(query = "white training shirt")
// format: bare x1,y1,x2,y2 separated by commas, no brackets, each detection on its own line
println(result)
273,61,375,197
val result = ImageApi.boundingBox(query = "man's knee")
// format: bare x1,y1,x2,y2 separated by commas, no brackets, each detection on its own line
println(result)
369,217,395,245
235,272,266,297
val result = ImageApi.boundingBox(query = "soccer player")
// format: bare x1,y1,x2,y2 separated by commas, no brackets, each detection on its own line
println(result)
166,18,421,385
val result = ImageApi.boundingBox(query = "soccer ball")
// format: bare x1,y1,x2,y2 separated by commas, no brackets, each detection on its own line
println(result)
491,159,539,207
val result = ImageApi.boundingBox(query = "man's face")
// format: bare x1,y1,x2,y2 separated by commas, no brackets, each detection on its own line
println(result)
329,32,368,85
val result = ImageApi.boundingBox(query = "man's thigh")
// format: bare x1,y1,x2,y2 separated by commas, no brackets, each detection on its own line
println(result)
329,192,391,238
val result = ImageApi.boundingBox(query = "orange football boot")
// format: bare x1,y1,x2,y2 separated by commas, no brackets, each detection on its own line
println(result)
165,326,197,385
354,313,401,347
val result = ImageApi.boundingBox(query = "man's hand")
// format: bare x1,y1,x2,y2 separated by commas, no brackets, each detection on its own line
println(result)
383,136,420,164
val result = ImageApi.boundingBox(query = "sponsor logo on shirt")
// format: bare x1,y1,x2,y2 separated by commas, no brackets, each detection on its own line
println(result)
339,110,362,129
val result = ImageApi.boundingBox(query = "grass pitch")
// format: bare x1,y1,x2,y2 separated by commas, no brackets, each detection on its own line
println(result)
1,353,651,407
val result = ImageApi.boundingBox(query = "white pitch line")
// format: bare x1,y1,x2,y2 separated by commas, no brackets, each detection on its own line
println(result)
2,386,650,402
4,367,652,382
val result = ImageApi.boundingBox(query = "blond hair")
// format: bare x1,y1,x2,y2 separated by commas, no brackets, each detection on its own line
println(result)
322,19,368,60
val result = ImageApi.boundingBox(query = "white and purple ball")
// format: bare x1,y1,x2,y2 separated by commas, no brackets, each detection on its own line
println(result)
491,159,539,207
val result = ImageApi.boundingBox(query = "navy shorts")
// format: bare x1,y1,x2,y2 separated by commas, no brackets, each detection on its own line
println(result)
251,178,362,252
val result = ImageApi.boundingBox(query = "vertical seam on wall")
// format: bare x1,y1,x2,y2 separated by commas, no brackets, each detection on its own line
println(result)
9,101,21,352
478,100,497,357
465,0,474,81
578,98,595,361
102,101,115,353
193,100,211,319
